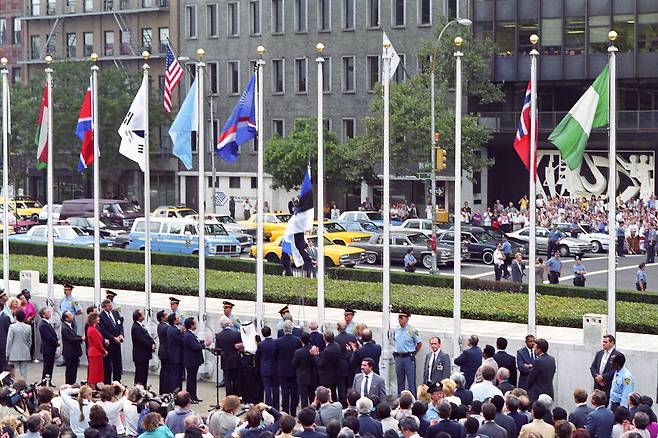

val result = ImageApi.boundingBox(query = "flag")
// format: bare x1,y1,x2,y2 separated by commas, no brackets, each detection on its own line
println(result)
513,81,538,172
118,75,148,172
164,42,183,113
216,74,256,162
35,85,48,170
548,66,609,170
76,80,94,172
382,31,401,85
282,167,314,267
169,79,197,170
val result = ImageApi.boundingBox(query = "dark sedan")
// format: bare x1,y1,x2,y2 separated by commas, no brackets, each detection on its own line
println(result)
439,226,527,264
66,216,129,244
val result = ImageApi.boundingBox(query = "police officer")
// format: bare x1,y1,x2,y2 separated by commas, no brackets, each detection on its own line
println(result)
547,224,564,258
608,352,634,409
572,256,587,287
392,310,422,394
344,308,357,335
59,283,83,332
169,296,184,319
276,305,292,333
106,290,121,313
547,252,562,284
222,301,241,331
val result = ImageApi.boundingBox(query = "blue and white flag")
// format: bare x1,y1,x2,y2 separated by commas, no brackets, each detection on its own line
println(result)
216,74,256,162
282,167,314,267
169,79,198,170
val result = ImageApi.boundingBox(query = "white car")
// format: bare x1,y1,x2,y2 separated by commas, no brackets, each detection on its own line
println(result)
556,223,609,253
205,213,257,239
393,218,446,236
191,215,254,252
38,204,62,222
506,226,595,257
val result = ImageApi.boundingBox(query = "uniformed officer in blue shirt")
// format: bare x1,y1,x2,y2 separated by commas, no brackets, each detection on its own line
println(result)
636,263,648,291
222,301,241,331
276,305,291,332
572,256,587,287
547,252,562,284
609,352,634,409
616,222,626,257
392,310,422,394
344,308,357,335
547,224,564,258
60,283,83,331
169,296,185,320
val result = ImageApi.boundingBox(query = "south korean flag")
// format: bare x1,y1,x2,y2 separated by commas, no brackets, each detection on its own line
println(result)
118,75,148,172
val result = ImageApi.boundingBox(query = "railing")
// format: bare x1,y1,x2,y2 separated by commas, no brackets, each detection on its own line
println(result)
478,111,658,132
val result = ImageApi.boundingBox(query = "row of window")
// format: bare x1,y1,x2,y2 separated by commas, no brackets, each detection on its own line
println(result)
184,0,433,39
0,17,22,46
30,0,167,16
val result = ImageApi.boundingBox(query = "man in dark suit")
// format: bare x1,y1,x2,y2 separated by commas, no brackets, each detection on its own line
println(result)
589,334,617,400
496,368,516,394
585,390,615,438
183,317,209,403
97,298,124,383
311,330,340,403
156,310,169,394
335,320,358,406
131,309,155,386
166,313,184,392
527,338,556,402
38,307,59,382
357,397,384,438
423,336,452,386
0,293,10,373
454,334,483,389
491,395,517,438
215,315,243,397
516,334,536,390
298,407,328,438
61,310,83,384
273,320,301,416
426,401,465,438
308,320,325,352
453,372,474,407
256,326,278,409
350,329,381,374
569,388,594,429
291,332,317,409
506,395,528,434
494,337,518,387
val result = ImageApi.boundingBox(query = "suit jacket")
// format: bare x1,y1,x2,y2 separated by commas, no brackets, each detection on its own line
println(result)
494,412,518,438
423,349,452,385
516,347,536,390
256,337,276,377
335,331,357,377
39,320,59,355
309,331,326,352
508,411,528,435
353,372,386,400
519,419,555,438
61,322,83,359
454,346,483,388
98,309,124,350
569,404,594,429
297,429,327,438
314,402,343,427
351,341,382,374
131,322,155,364
511,260,525,283
589,349,617,396
87,325,107,358
427,419,465,438
216,328,243,370
358,414,383,438
6,322,32,361
479,421,508,438
292,344,317,386
494,350,518,386
166,324,184,365
497,380,516,395
273,333,301,378
0,312,9,352
585,406,615,438
183,330,205,368
157,321,168,360
316,341,341,386
527,353,556,401
455,387,473,407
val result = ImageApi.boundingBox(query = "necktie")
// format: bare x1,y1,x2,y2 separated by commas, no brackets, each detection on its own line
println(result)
430,353,437,375
108,311,116,326
364,375,369,395
530,349,535,360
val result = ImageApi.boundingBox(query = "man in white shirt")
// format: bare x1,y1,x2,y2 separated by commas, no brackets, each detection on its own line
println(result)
470,366,503,402
423,336,451,386
352,358,386,401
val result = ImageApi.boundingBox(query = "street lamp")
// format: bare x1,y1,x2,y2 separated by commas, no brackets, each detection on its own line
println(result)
429,18,471,274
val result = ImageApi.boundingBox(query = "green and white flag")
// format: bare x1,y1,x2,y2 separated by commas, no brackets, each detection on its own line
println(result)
548,66,609,170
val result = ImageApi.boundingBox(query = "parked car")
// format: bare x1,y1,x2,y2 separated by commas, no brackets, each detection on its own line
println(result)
250,235,365,267
337,211,402,227
338,220,382,234
207,214,257,238
38,204,62,223
269,221,372,245
152,206,198,218
59,199,141,228
439,226,527,265
0,197,42,221
239,212,291,239
198,217,253,253
66,216,129,242
506,226,594,257
394,218,449,236
127,217,241,257
9,224,112,247
555,222,609,253
0,209,37,233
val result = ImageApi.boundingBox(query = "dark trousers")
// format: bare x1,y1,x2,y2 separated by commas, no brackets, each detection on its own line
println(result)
185,366,199,400
224,368,241,396
617,236,625,256
573,276,586,287
64,357,79,385
0,348,6,372
337,375,349,407
548,271,560,284
494,264,504,281
134,361,149,386
158,359,169,394
168,363,183,393
647,242,656,263
42,352,55,381
502,256,511,278
103,349,123,384
298,383,315,408
278,376,298,416
262,374,279,410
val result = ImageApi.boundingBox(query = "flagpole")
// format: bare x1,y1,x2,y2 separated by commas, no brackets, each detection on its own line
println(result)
90,53,101,305
528,35,539,335
255,46,265,327
452,38,464,360
1,58,9,295
142,51,153,317
45,55,54,305
607,31,617,336
316,43,325,327
209,95,216,214
382,40,392,395
196,49,207,331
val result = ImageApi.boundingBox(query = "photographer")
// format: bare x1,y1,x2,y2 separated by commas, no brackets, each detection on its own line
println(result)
165,392,203,435
0,386,28,424
88,405,118,438
207,395,241,438
121,386,144,438
239,403,282,438
97,383,126,436
59,385,94,438
19,414,44,438
173,416,212,438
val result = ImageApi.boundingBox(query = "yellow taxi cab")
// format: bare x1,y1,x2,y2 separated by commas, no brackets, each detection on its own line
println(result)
250,235,365,267
239,212,291,239
0,197,43,221
152,206,198,218
270,221,372,245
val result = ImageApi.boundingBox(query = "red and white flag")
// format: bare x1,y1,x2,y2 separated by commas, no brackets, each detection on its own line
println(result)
35,85,48,170
513,81,538,173
164,42,183,113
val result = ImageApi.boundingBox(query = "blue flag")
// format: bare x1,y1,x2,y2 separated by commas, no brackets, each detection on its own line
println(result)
169,79,197,170
216,74,256,162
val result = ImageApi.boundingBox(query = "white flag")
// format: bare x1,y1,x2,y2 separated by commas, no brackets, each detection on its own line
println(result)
382,31,401,84
118,75,147,172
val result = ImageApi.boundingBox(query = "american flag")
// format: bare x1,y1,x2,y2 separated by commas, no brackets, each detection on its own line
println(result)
164,43,183,113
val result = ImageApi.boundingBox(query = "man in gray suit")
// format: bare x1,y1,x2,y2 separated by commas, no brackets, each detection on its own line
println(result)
352,357,386,401
423,336,451,385
479,402,508,438
313,386,343,427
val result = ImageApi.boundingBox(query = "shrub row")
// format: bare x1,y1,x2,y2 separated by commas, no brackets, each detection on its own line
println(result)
4,253,658,334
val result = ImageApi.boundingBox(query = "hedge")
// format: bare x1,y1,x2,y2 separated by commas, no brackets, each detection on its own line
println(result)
3,253,658,334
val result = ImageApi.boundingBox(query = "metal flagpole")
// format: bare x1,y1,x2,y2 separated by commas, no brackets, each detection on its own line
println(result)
196,49,207,331
142,52,153,316
90,54,101,305
316,43,325,327
1,58,9,295
45,56,54,305
607,31,617,336
255,46,265,326
381,40,392,395
430,59,438,274
209,95,216,214
528,35,539,335
452,38,464,359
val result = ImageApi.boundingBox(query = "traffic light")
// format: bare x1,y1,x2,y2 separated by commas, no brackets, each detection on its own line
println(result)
435,148,447,171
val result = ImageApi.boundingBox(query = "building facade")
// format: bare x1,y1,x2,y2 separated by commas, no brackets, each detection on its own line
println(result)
0,0,25,83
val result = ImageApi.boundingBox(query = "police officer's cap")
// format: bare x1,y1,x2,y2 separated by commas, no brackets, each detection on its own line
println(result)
278,305,290,315
63,283,74,289
169,297,181,305
106,290,117,299
223,301,236,308
427,382,443,394
0,289,6,298
344,308,356,315
398,309,411,317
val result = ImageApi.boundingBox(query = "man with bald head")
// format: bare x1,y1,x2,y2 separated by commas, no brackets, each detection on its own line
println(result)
335,320,358,406
308,320,325,351
351,328,381,375
215,315,243,396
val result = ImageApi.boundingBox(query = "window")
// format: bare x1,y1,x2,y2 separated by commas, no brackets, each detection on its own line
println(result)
207,4,218,37
367,0,379,28
322,57,331,92
342,56,355,92
318,0,330,31
83,32,93,57
141,28,152,51
104,31,114,55
518,21,538,55
542,18,561,55
342,0,354,30
0,19,6,45
11,68,21,84
249,0,261,35
229,177,240,188
158,27,168,53
639,13,658,53
495,22,515,56
589,16,609,54
205,61,217,95
12,18,21,45
418,0,431,25
47,0,56,14
186,5,197,38
295,58,308,93
366,55,379,91
564,18,585,55
120,30,131,55
295,0,307,32
30,35,41,59
613,15,634,54
272,119,285,137
251,177,258,188
342,118,355,142
65,0,76,13
392,0,405,27
227,61,240,94
83,0,92,12
272,0,284,33
272,59,285,93
394,53,405,83
31,0,40,16
323,118,331,132
228,2,239,36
